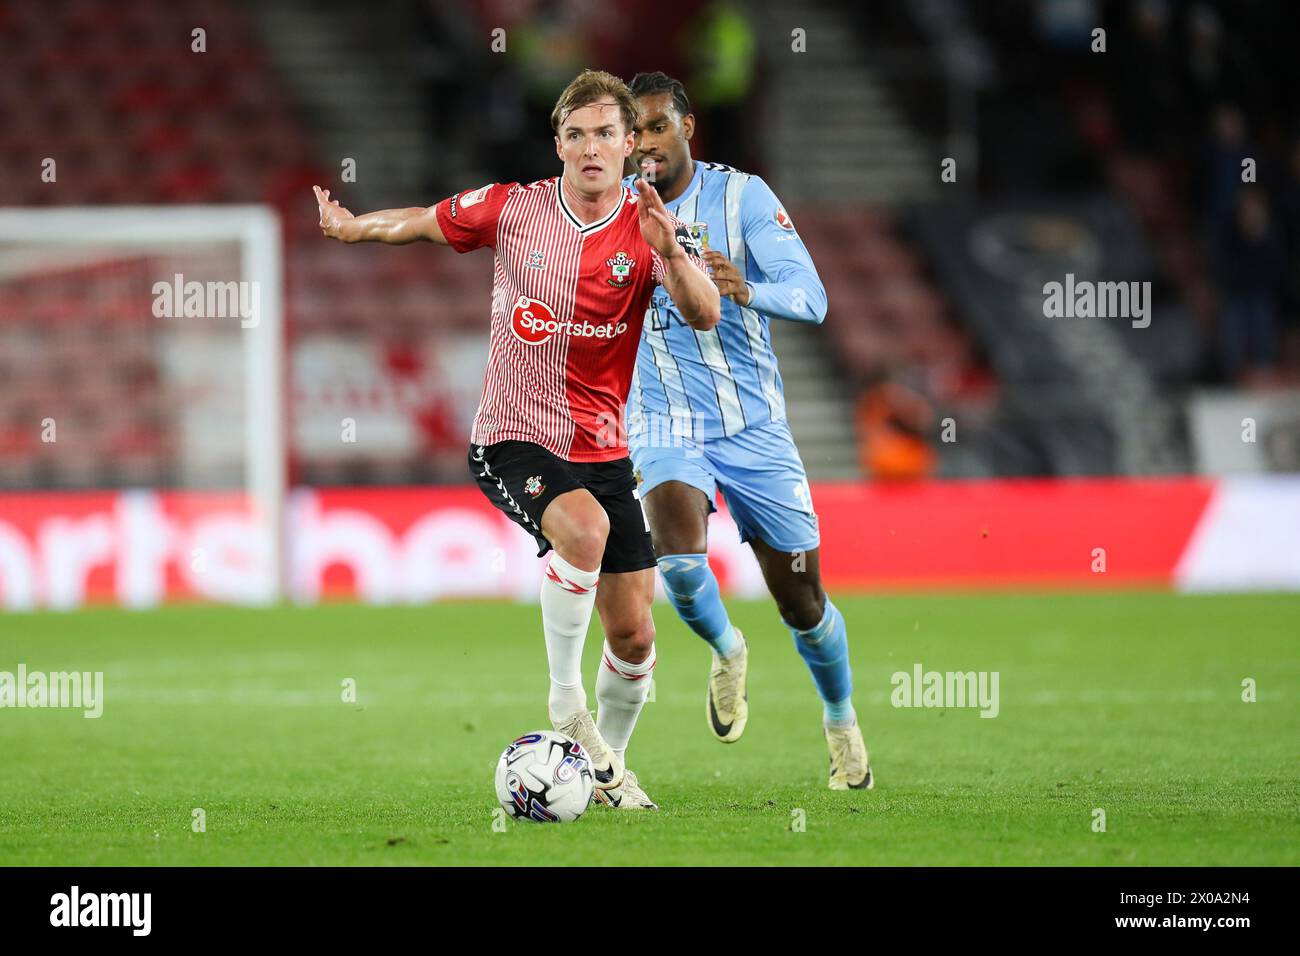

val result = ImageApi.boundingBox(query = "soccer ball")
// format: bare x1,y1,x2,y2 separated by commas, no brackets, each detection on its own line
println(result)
494,731,594,823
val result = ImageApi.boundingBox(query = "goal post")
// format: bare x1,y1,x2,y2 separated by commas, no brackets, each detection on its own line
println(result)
0,205,286,602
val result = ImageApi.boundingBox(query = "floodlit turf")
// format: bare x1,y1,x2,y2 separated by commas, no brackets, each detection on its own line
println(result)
0,593,1296,866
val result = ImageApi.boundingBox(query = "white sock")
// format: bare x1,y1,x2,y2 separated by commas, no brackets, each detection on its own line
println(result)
596,642,656,760
541,553,600,722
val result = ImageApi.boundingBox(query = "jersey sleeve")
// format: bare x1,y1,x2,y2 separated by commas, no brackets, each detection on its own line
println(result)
433,182,515,253
650,209,709,284
739,176,828,323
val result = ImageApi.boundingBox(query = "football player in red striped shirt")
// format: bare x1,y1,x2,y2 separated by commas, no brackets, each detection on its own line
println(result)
313,70,719,810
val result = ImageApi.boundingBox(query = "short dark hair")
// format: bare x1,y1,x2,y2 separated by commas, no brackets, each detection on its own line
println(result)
628,72,691,120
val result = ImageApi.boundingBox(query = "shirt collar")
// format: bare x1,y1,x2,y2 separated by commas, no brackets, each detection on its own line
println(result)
555,177,626,234
664,161,704,213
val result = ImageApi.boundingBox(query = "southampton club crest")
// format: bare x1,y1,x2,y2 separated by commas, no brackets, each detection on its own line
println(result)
606,250,636,288
524,475,545,498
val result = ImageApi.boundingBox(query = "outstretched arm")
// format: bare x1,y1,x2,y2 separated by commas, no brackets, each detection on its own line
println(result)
635,178,720,331
313,186,448,245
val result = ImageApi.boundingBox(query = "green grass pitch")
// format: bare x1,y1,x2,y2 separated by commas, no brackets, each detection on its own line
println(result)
1,592,1296,866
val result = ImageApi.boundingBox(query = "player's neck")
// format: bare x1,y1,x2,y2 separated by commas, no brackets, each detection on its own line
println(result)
560,175,622,225
656,160,696,204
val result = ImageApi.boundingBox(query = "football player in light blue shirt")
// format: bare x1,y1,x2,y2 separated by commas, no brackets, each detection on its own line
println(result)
622,72,872,790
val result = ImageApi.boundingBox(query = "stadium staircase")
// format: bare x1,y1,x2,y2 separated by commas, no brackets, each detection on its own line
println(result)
767,321,863,480
740,0,956,480
249,0,439,209
747,0,938,205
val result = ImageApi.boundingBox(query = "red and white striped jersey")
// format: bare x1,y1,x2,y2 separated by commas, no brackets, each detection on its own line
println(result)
435,177,705,462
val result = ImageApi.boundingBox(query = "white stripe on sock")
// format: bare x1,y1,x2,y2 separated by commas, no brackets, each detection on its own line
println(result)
596,643,655,755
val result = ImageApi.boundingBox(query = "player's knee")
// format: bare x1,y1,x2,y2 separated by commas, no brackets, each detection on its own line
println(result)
777,589,826,632
645,484,708,556
564,528,607,570
551,505,609,569
578,514,610,553
648,511,707,557
609,618,656,664
650,528,707,558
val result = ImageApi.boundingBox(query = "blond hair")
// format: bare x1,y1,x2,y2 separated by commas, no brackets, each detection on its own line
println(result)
550,69,638,134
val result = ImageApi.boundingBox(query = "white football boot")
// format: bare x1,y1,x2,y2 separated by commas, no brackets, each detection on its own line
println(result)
706,629,748,743
825,719,874,790
591,769,659,810
552,709,624,790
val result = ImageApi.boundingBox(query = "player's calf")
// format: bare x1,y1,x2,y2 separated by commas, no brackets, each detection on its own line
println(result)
594,569,656,769
537,492,608,728
596,641,655,769
789,598,857,729
769,575,826,633
540,549,625,791
657,553,741,658
753,542,864,759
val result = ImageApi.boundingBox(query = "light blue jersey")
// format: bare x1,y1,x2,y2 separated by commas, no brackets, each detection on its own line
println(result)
624,161,828,553
625,162,858,735
623,161,827,444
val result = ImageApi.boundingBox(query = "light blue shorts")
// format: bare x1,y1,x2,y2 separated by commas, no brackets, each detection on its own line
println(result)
631,418,820,554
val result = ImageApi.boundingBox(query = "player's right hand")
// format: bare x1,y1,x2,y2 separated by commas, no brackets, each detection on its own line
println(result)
313,185,354,239
633,176,680,260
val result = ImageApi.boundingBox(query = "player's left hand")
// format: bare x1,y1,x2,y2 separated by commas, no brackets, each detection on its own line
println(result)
634,176,683,261
703,251,751,306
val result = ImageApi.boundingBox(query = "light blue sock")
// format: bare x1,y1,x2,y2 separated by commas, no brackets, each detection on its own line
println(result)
657,554,738,657
790,599,855,726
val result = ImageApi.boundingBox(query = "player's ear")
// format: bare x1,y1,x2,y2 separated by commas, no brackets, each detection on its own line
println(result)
682,113,695,141
623,130,634,157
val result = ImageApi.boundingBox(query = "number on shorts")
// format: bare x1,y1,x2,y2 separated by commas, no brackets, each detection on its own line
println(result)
632,486,650,532
792,479,812,515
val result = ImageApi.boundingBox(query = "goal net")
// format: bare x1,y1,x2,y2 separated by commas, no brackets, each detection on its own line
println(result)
0,206,285,605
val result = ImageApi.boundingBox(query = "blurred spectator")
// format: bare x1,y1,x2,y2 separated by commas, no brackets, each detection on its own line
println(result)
1214,188,1284,382
1278,139,1300,364
508,0,595,179
1034,0,1100,52
414,0,482,195
1183,4,1226,113
1112,0,1184,156
681,0,756,170
855,378,937,481
1182,2,1271,137
1279,141,1300,267
1199,103,1251,234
